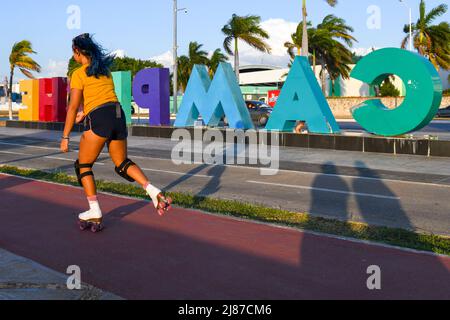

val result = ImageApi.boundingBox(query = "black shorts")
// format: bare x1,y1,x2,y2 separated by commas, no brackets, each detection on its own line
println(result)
84,102,128,141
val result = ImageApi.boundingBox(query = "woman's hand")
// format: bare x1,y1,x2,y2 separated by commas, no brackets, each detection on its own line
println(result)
60,138,70,153
75,111,85,124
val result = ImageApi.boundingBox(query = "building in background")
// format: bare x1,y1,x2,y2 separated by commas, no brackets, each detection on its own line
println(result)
239,64,450,98
0,82,22,109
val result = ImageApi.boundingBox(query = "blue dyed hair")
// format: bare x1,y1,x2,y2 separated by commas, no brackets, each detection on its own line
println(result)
72,33,114,78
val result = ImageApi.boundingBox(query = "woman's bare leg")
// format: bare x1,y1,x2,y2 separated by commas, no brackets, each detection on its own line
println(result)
108,138,172,215
107,139,149,187
78,130,108,196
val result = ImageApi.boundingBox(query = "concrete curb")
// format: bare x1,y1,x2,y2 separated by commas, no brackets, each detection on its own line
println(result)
0,248,123,300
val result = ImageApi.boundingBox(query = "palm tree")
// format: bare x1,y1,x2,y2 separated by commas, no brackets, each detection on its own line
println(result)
222,14,271,81
301,0,338,57
187,41,209,66
176,42,209,93
401,0,450,70
321,42,354,96
285,15,356,95
8,40,41,120
317,15,356,94
285,22,331,74
177,43,229,92
207,49,228,77
67,57,82,78
177,55,191,93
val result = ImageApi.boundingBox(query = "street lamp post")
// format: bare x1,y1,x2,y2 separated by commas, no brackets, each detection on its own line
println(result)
173,0,187,115
399,0,413,52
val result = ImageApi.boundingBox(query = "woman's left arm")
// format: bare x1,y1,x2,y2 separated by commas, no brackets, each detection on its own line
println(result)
61,88,83,153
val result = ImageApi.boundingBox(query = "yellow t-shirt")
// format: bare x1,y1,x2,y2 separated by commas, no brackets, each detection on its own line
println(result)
70,64,118,115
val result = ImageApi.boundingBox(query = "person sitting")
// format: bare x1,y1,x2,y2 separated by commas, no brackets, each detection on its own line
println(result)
295,121,308,134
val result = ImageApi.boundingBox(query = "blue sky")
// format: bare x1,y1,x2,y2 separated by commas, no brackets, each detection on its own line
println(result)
1,0,449,81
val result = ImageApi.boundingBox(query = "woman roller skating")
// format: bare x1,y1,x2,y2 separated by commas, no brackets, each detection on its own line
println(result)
60,33,172,233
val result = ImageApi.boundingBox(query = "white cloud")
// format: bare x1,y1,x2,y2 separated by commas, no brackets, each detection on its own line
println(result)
235,18,298,68
150,50,173,68
149,19,296,70
112,49,126,58
148,19,297,71
44,60,68,78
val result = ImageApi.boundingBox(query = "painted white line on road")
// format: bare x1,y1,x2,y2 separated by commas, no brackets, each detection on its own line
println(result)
247,180,401,200
44,156,76,162
142,168,213,179
44,156,105,165
225,164,450,189
0,150,31,156
0,141,65,151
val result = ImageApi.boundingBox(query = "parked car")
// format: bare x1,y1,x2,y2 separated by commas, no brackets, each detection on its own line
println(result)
245,100,273,127
436,106,450,118
222,100,273,127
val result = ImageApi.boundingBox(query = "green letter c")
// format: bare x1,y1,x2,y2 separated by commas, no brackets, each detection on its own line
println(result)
350,48,442,137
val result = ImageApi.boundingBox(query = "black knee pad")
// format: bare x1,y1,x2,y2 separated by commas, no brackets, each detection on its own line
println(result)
75,160,95,187
115,158,136,182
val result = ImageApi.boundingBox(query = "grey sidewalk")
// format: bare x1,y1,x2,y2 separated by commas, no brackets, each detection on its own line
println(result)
0,249,121,300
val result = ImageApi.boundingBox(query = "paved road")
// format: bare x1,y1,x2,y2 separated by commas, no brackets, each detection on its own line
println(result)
1,174,449,300
0,128,450,235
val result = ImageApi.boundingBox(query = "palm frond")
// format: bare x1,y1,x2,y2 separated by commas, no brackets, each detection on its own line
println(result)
19,68,36,79
239,35,271,54
223,36,234,56
425,4,448,25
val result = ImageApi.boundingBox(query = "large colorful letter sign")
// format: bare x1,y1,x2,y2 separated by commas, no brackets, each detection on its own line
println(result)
350,48,442,136
112,71,132,125
39,77,68,122
132,68,170,126
175,63,254,130
19,79,40,121
265,56,340,134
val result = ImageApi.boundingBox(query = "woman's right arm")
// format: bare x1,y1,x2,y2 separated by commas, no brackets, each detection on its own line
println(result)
63,88,83,137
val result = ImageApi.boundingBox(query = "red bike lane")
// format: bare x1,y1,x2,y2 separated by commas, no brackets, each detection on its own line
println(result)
0,174,448,300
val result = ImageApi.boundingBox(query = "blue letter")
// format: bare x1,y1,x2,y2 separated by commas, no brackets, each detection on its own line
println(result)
265,56,340,134
175,63,254,130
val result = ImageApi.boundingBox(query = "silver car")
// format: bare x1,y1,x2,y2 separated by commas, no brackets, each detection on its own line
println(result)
437,106,450,118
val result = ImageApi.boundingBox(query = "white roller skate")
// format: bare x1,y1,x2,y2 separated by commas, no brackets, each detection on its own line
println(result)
145,184,172,216
78,202,104,233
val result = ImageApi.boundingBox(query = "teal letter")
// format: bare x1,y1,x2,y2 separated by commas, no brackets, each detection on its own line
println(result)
174,63,254,130
265,56,340,134
350,48,442,136
112,71,132,125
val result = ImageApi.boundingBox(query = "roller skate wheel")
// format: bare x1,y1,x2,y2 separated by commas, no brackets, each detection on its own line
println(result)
79,220,89,231
90,224,104,233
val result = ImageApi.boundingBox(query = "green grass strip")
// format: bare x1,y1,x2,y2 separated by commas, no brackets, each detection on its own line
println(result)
1,165,449,256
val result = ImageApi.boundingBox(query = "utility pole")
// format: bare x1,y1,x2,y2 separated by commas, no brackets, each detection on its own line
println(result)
399,0,413,51
173,1,187,115
173,0,178,115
